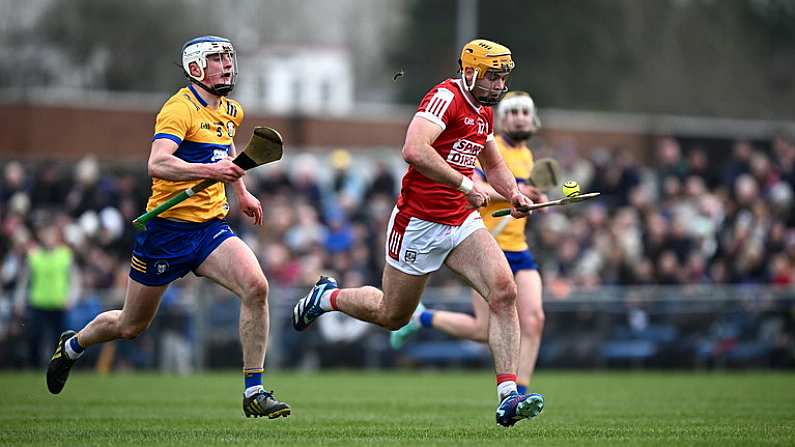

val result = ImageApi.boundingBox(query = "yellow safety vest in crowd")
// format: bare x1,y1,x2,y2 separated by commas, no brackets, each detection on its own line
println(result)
27,246,72,310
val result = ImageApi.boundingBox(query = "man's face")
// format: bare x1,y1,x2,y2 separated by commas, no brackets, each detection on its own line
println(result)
501,105,537,135
191,52,234,86
204,52,234,86
473,69,511,104
38,226,59,248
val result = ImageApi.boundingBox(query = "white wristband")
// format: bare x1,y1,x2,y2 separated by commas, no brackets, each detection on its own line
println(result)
457,176,474,194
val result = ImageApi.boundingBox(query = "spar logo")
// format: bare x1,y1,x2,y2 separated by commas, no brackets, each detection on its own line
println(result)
447,138,483,168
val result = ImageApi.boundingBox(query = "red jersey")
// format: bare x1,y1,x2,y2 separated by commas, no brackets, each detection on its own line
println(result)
396,78,495,226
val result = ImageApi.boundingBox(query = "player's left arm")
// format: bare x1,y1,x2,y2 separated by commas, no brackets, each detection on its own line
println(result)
478,139,533,218
228,142,263,225
475,165,546,204
473,168,505,202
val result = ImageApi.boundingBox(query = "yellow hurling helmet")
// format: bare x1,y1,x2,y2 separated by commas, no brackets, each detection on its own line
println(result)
458,39,515,105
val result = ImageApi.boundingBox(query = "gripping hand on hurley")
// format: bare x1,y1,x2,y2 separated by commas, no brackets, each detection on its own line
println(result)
459,175,490,209
509,191,533,219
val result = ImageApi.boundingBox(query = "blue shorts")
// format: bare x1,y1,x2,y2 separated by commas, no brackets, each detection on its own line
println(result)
129,218,236,286
504,250,538,273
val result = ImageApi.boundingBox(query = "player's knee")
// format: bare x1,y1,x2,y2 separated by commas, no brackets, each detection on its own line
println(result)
119,321,149,340
520,310,545,337
489,276,517,311
242,276,269,306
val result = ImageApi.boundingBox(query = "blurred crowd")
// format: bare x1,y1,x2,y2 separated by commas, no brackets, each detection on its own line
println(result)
531,134,795,295
2,135,795,296
1,133,795,367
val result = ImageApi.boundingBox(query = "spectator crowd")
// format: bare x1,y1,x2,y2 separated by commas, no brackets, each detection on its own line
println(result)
2,135,795,295
1,134,794,367
531,135,795,293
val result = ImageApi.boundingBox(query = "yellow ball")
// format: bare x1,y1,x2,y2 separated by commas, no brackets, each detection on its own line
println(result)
562,180,580,197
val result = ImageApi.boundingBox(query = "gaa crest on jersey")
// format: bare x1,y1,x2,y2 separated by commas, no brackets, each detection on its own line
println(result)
476,117,488,135
211,148,228,162
155,260,169,275
226,121,236,137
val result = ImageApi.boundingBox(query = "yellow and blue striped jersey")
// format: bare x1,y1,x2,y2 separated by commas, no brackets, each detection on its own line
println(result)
477,134,534,251
147,84,244,222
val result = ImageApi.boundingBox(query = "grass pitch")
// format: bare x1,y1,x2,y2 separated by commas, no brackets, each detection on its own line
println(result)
0,371,793,446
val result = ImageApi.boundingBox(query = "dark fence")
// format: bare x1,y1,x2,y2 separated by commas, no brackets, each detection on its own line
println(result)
3,284,793,371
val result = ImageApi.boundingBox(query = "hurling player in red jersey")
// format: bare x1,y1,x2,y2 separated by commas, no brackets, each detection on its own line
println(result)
292,39,543,427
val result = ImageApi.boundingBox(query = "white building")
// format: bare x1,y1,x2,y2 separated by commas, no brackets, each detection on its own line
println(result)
236,45,354,116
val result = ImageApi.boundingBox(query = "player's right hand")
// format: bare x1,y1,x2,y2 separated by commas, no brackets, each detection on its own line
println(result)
208,157,245,183
510,192,533,219
465,183,490,209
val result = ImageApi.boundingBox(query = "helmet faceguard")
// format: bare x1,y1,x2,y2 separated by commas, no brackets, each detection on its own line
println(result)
496,91,541,141
458,39,515,106
469,69,512,106
181,35,238,97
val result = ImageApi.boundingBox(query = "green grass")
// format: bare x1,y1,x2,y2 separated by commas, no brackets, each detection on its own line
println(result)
0,371,794,446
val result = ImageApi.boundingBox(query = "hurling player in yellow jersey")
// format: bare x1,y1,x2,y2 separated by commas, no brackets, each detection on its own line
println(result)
46,36,290,419
391,91,547,395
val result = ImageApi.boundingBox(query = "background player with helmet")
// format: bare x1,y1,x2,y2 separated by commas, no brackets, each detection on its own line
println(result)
45,36,291,419
291,39,544,427
391,90,547,396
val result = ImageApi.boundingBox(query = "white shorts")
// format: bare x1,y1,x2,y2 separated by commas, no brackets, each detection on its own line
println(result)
385,207,485,275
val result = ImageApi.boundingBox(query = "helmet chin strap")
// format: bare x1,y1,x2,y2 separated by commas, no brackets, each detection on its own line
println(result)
461,69,508,106
473,84,507,106
462,69,479,91
506,130,533,141
189,76,233,97
210,82,234,96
